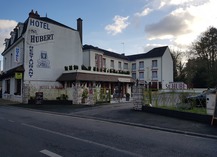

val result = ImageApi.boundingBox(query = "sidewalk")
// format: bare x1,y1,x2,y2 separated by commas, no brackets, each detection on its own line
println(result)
1,99,217,139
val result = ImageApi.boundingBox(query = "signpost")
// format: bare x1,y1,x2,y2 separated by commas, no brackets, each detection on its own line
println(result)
211,93,217,125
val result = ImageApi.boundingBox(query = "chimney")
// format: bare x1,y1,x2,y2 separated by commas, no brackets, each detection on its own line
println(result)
77,18,83,45
29,10,40,18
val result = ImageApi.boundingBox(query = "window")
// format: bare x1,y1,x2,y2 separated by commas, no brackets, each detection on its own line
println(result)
152,60,157,68
124,63,128,70
10,53,13,67
95,54,103,69
4,57,7,69
118,61,122,69
139,61,144,70
139,72,144,80
132,73,136,79
132,63,136,71
15,79,21,95
152,71,158,80
103,58,106,68
110,60,114,69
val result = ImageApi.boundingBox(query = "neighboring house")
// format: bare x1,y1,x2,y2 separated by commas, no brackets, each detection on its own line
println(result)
83,45,174,90
128,46,174,89
57,45,134,104
0,10,173,104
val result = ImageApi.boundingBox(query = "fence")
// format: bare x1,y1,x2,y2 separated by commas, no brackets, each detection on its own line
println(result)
132,86,205,110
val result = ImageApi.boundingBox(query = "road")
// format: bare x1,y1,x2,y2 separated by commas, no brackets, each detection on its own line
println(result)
0,105,216,157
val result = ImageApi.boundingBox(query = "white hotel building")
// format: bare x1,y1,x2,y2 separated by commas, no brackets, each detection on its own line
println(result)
0,10,173,104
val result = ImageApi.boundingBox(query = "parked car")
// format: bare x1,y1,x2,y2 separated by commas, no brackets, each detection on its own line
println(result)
185,89,216,107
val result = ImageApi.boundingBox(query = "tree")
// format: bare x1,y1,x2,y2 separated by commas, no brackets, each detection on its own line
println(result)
185,58,208,88
171,50,186,82
190,27,217,87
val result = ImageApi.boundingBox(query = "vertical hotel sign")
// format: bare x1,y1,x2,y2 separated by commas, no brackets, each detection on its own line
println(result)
27,18,54,78
15,47,20,63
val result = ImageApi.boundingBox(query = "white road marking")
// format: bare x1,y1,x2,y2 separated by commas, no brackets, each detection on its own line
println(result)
22,123,142,157
8,120,15,123
40,149,62,157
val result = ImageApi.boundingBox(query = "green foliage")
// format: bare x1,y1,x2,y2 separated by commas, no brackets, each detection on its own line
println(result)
73,65,78,70
160,106,206,115
82,88,88,99
69,65,73,70
81,65,88,70
56,94,68,100
64,66,68,71
186,27,217,87
88,66,91,71
126,93,130,97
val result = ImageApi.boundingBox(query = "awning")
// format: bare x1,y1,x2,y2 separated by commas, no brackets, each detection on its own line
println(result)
57,72,135,83
0,65,25,80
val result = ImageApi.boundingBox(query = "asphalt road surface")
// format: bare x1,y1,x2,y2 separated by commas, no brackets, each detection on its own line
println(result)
0,105,216,157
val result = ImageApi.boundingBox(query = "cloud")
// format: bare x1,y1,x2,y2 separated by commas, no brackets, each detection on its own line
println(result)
145,8,194,40
0,19,17,53
0,19,17,30
105,15,130,35
142,0,217,50
135,8,152,17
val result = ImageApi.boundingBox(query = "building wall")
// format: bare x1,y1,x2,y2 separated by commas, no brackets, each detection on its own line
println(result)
2,17,83,102
83,49,90,67
87,49,130,71
24,17,83,81
131,57,161,82
2,40,24,72
161,47,174,88
28,81,65,100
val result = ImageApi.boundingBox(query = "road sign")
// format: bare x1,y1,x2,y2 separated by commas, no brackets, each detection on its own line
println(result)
211,93,217,125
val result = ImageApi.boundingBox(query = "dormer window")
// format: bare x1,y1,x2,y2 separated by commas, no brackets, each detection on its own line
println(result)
10,31,16,43
4,39,10,49
17,23,24,38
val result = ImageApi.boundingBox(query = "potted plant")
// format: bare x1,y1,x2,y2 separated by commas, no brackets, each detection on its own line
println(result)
64,66,68,71
88,66,91,71
69,65,73,70
73,65,78,70
126,93,130,101
82,88,88,103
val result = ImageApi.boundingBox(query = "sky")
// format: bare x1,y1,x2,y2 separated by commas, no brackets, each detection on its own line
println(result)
1,0,217,61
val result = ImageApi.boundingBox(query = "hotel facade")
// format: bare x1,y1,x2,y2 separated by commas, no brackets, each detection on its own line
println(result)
0,10,173,104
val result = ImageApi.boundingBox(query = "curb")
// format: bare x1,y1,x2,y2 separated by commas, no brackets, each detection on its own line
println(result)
2,104,217,140
70,114,217,140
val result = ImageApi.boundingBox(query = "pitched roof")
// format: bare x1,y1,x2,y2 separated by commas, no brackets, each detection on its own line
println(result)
83,45,129,60
37,17,75,31
2,11,76,54
127,46,168,61
83,45,168,61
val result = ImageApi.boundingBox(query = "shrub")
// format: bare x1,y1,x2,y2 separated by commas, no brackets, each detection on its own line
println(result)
69,65,73,70
73,65,78,70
